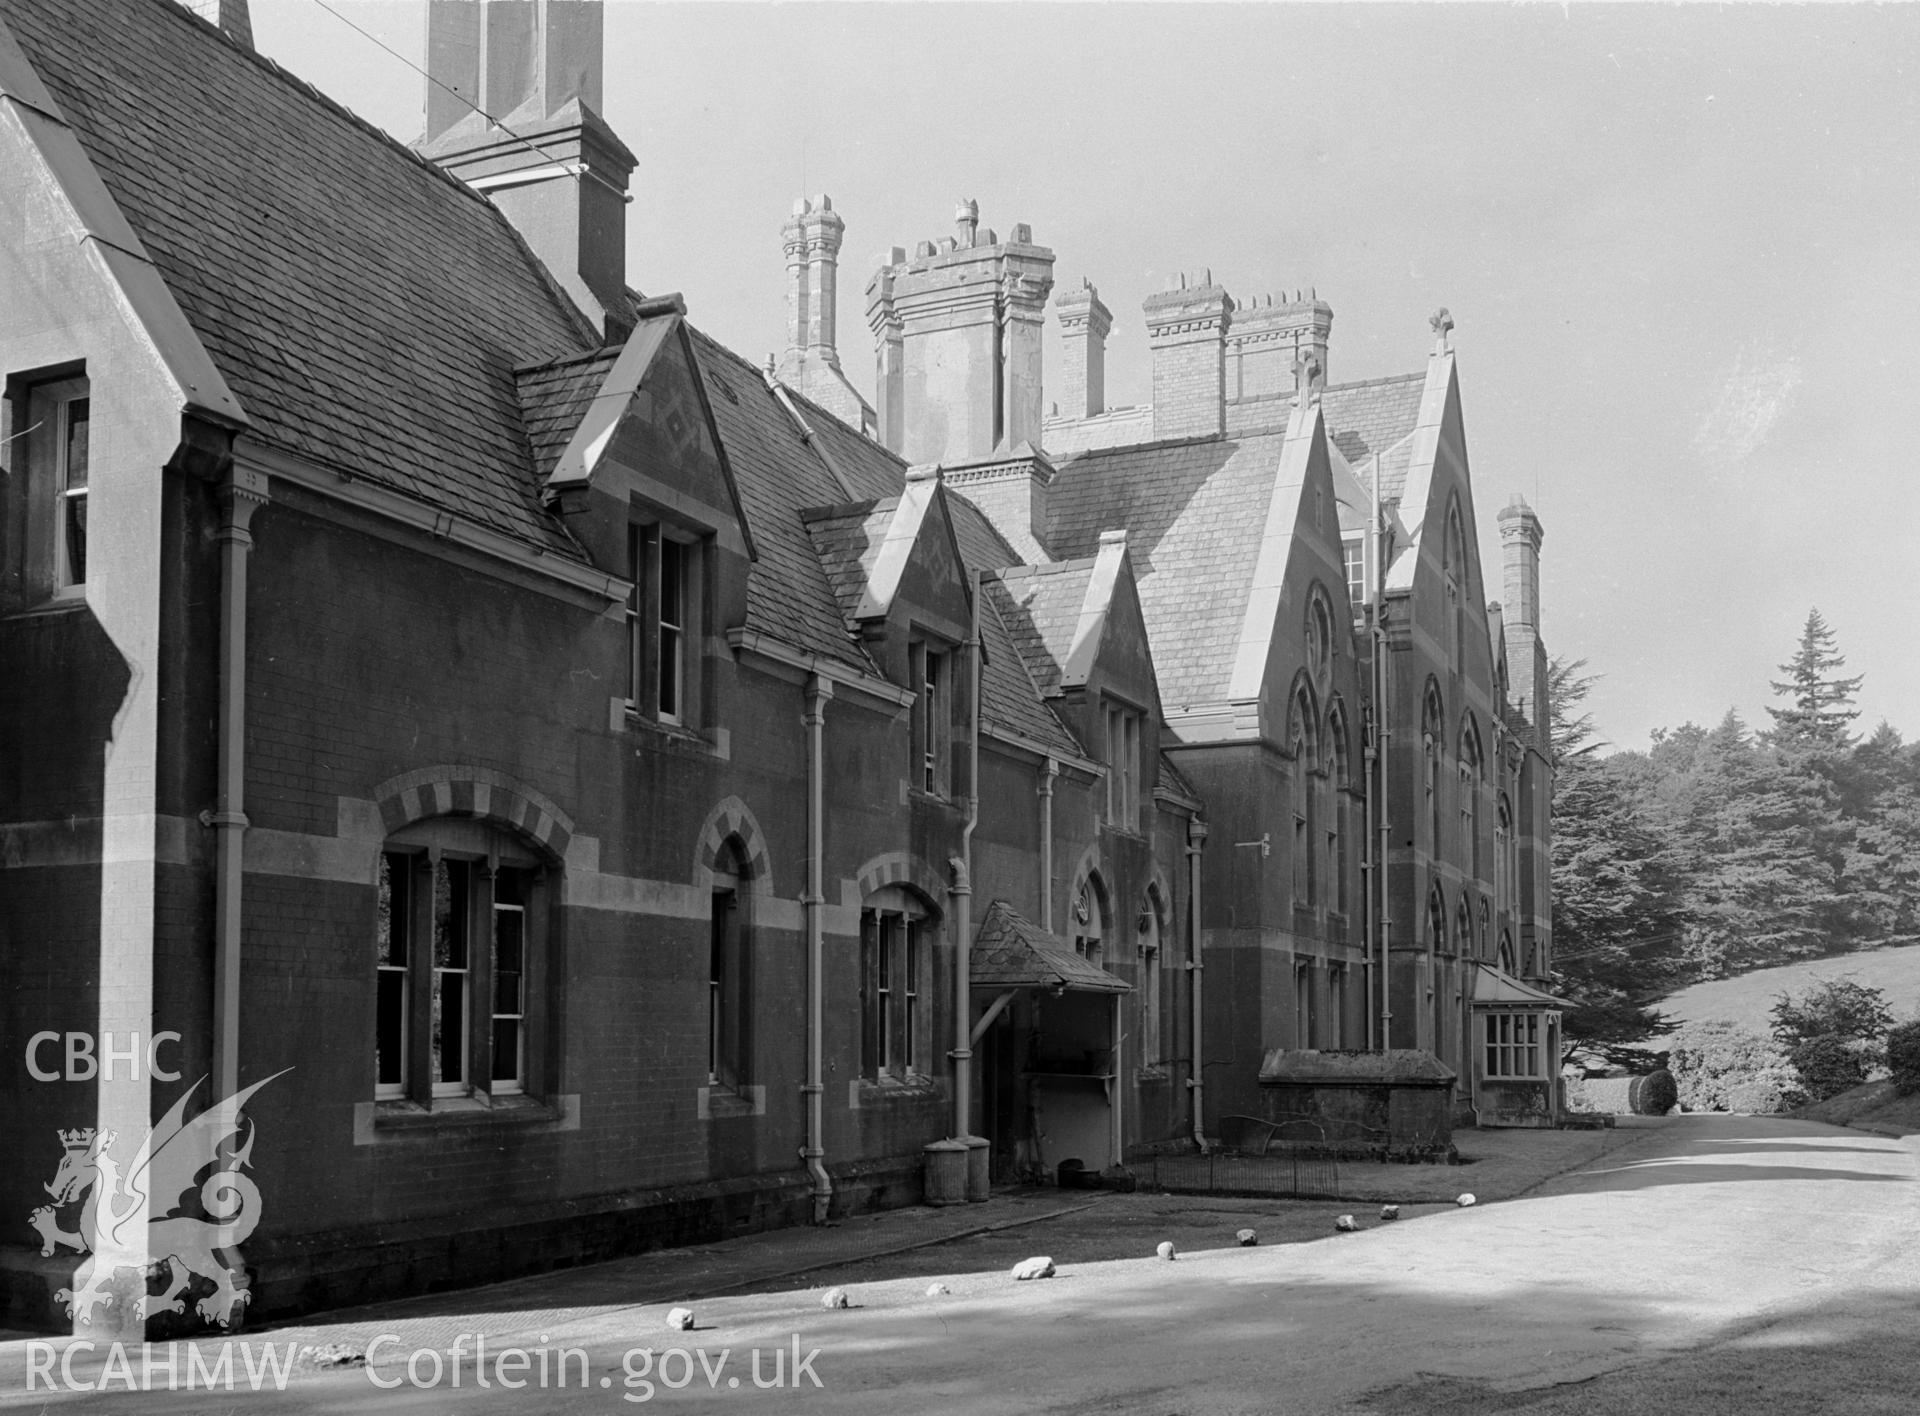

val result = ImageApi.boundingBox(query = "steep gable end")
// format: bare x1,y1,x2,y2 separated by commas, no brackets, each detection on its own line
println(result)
0,8,240,429
2,0,592,553
544,302,753,571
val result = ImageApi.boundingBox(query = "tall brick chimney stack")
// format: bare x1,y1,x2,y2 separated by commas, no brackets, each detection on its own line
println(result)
1221,290,1334,405
1055,279,1113,419
180,0,253,46
1143,273,1231,439
777,197,875,434
1498,495,1547,737
865,205,1054,463
417,0,636,341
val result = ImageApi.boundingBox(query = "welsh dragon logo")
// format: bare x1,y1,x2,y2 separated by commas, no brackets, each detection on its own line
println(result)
30,1071,286,1328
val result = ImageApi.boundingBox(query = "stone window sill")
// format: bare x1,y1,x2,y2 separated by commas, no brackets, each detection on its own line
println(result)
353,1092,580,1145
849,1073,943,1109
624,708,730,760
697,1083,766,1120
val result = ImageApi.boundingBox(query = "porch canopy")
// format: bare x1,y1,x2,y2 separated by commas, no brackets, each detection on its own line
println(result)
971,899,1130,994
1471,963,1564,1008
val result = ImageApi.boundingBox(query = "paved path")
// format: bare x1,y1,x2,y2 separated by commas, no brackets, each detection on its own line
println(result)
4,1115,1915,1414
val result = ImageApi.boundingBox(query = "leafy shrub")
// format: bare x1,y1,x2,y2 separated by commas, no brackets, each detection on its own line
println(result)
1628,1068,1679,1115
1668,1020,1798,1114
1887,1020,1920,1097
1786,1034,1871,1104
1770,979,1893,1063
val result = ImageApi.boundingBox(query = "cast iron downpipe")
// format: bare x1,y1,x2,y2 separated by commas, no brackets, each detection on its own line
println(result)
949,568,983,1141
208,466,269,1101
1185,819,1208,1151
1038,757,1058,931
802,674,834,1221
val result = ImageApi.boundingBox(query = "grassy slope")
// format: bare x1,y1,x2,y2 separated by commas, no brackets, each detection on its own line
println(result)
1790,1079,1920,1134
1654,941,1920,1038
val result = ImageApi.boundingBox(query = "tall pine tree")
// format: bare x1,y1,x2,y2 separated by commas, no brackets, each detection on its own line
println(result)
1768,608,1862,749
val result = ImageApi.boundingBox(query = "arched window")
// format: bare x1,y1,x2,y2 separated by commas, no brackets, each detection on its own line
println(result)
1423,684,1445,858
1495,794,1515,919
1294,955,1317,1049
1455,901,1472,961
1444,502,1467,672
1459,717,1483,883
1499,930,1518,975
1325,703,1350,918
708,839,753,1089
1289,684,1318,906
861,885,934,1081
375,817,555,1102
1480,898,1492,961
1427,884,1448,952
1306,590,1333,682
1072,875,1107,965
1138,887,1165,1067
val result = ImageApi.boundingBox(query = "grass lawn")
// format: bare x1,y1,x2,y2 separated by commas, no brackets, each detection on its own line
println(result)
1653,941,1920,1038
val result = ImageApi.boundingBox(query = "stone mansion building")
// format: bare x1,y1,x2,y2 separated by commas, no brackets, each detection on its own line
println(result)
0,0,1553,1332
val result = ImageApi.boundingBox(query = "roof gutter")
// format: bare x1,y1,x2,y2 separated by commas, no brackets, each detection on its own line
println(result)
725,628,912,707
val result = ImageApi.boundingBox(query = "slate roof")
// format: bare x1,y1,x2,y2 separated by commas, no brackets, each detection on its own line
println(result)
972,899,1130,994
1156,754,1202,806
1046,435,1276,708
3,0,593,554
944,496,1085,758
1043,374,1425,708
687,330,878,673
518,349,621,482
801,500,897,628
985,560,1097,699
1322,373,1426,474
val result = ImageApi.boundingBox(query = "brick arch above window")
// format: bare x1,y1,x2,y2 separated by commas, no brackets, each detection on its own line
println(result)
374,766,573,863
853,851,945,914
694,795,774,895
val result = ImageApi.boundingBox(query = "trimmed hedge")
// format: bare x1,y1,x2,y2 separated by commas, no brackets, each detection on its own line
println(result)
1628,1068,1679,1116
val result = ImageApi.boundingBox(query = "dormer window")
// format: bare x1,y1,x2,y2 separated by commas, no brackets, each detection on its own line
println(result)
910,639,952,797
1104,700,1142,831
627,523,705,728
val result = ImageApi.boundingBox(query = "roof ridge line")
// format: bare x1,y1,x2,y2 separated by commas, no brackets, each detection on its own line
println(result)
1323,370,1426,392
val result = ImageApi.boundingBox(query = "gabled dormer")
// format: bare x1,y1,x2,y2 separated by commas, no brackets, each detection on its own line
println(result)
803,467,976,797
527,295,754,730
987,531,1163,834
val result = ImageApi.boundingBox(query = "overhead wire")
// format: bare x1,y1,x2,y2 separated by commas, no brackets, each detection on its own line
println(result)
303,0,587,189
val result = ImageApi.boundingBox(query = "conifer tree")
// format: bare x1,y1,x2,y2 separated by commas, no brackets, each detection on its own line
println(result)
1767,608,1863,750
1547,659,1689,1062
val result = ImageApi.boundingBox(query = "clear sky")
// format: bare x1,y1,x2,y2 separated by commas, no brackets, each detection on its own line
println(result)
251,1,1920,754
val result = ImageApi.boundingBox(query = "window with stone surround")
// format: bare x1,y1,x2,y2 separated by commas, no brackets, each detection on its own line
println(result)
627,522,705,728
3,370,90,605
376,821,550,1102
707,840,753,1091
1104,699,1143,831
1342,537,1365,613
860,887,931,1081
910,639,953,797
